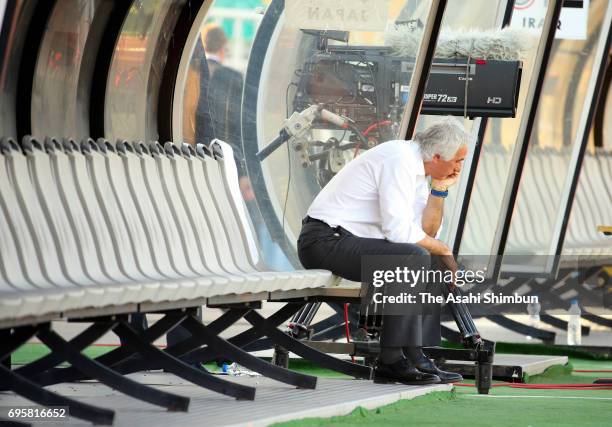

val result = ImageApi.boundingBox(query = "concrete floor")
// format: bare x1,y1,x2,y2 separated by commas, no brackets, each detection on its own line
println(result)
0,374,452,427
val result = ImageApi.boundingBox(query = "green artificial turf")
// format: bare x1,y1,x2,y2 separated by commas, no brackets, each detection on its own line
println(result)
9,343,222,372
273,375,612,427
272,357,612,427
10,343,115,366
273,387,611,427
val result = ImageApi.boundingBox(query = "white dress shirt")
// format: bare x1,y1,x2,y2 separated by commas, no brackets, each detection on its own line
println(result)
307,140,432,244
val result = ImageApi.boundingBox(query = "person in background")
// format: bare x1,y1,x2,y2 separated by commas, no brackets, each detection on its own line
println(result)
196,23,253,199
196,22,291,271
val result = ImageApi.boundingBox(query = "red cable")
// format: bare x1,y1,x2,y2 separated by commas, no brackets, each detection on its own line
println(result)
354,121,392,157
343,303,355,363
363,120,392,137
453,382,612,390
573,369,612,373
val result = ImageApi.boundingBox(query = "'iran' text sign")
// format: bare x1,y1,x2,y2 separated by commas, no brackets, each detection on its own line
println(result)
510,0,589,40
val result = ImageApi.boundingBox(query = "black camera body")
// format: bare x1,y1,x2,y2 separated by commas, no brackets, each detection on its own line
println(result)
293,41,522,131
293,45,410,133
424,58,522,118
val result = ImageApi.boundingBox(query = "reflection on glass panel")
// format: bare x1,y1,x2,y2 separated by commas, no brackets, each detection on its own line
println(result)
412,0,508,244
247,0,434,260
179,0,281,266
105,0,185,143
181,0,263,145
458,3,549,260
179,0,439,268
31,0,112,140
563,149,612,258
501,0,610,273
0,1,35,137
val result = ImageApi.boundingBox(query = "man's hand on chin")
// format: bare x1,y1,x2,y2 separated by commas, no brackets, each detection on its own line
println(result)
432,171,460,189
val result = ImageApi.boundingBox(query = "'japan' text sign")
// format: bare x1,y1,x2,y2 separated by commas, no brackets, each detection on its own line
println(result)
285,0,390,32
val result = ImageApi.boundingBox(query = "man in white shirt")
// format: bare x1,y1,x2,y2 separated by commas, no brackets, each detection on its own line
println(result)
298,117,469,385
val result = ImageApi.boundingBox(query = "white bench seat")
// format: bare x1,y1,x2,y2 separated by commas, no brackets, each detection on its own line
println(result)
0,137,335,328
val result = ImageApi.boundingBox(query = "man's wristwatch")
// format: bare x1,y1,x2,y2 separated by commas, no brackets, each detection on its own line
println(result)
430,185,449,198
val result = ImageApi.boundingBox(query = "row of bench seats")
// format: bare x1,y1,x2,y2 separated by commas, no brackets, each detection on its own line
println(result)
0,136,373,425
461,145,611,258
0,137,338,325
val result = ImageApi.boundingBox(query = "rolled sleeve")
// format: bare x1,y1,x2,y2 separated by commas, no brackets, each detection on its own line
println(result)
377,158,427,244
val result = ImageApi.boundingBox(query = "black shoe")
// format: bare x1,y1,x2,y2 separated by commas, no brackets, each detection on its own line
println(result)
411,350,463,384
374,357,441,385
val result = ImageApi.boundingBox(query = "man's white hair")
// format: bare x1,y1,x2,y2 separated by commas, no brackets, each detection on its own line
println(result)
414,116,471,161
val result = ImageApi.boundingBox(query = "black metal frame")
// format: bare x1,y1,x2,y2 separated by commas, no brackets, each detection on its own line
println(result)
157,0,207,142
183,304,303,363
593,54,611,148
13,322,114,378
0,324,115,425
244,310,372,379
36,326,190,412
2,319,192,413
15,0,55,140
1,298,383,425
89,0,132,139
179,313,318,389
113,321,256,401
31,311,186,386
402,0,448,139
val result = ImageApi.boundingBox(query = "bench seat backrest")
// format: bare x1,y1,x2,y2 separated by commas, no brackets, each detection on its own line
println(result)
0,136,317,326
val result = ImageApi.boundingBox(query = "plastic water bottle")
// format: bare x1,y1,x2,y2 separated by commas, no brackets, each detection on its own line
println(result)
567,299,582,346
527,301,541,328
222,362,261,377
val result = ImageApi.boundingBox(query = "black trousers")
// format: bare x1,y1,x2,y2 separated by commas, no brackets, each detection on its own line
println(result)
297,217,441,347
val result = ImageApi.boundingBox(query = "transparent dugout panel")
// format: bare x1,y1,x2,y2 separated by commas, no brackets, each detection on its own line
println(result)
0,0,35,138
246,0,436,259
178,0,438,267
31,0,112,141
413,0,510,245
105,0,185,143
457,2,553,267
501,0,611,274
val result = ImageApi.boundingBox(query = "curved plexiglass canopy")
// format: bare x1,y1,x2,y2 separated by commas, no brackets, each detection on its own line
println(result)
175,0,444,268
0,0,609,276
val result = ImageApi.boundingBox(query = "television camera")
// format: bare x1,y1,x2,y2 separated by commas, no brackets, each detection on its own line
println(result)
256,30,522,186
